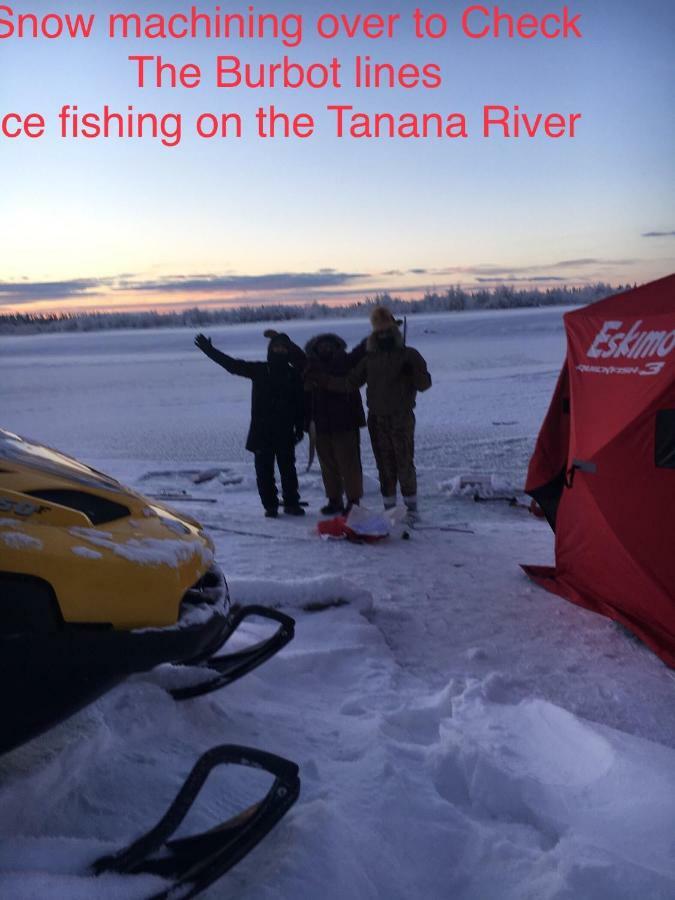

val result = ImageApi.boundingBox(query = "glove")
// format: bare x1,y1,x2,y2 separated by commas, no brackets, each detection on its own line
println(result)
195,333,214,355
294,426,304,445
400,361,414,377
263,329,279,339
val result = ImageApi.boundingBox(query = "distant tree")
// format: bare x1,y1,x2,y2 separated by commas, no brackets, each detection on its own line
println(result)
0,283,628,335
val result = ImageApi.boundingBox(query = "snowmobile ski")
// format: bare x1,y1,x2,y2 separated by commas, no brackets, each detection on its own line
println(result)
0,429,300,896
168,605,295,700
94,744,300,900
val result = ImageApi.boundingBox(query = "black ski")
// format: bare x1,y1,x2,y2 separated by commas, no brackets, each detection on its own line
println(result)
170,605,295,700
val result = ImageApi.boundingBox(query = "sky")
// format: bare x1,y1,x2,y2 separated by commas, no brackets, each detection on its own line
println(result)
0,0,674,315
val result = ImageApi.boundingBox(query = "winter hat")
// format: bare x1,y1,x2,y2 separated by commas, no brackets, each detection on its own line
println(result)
268,333,289,349
370,306,398,332
305,333,347,355
267,332,290,361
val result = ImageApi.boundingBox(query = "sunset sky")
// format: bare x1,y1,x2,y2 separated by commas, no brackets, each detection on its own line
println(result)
1,0,674,315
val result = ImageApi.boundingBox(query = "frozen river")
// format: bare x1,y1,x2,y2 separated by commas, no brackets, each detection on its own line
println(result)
0,306,567,481
3,303,675,900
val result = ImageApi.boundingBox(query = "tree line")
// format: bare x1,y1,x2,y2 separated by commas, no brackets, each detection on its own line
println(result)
0,283,626,335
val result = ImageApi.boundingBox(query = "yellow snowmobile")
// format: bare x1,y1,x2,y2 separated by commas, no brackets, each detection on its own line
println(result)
0,428,300,898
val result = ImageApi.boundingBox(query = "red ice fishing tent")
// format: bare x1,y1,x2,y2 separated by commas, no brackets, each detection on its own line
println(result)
523,274,675,667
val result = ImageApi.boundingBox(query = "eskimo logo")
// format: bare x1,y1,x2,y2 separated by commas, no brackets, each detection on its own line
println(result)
585,320,675,375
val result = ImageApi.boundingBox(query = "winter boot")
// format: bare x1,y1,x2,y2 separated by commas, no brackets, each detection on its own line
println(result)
283,504,306,517
264,507,279,518
383,495,397,510
344,499,360,515
403,495,419,524
321,498,344,516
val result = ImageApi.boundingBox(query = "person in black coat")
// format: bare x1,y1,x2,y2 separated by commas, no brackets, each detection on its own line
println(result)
194,332,305,517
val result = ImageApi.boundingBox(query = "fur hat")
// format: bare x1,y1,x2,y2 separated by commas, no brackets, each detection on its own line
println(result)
370,306,399,332
305,333,347,356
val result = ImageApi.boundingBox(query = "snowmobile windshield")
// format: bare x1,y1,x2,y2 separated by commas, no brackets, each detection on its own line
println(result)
0,430,125,493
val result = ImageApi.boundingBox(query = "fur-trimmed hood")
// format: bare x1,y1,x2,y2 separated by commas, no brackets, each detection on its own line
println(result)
367,325,404,353
305,333,348,358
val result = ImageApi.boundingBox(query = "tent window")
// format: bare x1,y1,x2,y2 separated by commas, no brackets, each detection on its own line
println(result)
655,410,675,469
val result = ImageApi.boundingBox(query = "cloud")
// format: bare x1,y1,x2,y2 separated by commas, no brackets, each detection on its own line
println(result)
440,259,635,276
0,278,110,305
0,256,642,312
116,271,366,293
642,230,675,238
0,271,367,306
475,276,567,283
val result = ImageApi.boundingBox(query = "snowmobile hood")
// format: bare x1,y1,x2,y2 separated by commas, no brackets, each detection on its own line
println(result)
0,429,218,629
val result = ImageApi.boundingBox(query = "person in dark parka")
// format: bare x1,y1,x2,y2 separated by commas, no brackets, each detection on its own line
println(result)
194,332,305,517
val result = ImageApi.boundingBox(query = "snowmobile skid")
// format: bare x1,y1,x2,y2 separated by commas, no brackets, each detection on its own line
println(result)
0,429,300,897
1,583,295,753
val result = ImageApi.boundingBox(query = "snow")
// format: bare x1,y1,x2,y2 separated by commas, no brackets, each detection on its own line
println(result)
228,574,372,614
1,308,674,899
67,526,214,568
71,546,104,560
1,531,43,550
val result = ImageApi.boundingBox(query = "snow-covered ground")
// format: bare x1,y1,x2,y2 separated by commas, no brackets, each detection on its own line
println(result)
1,308,674,899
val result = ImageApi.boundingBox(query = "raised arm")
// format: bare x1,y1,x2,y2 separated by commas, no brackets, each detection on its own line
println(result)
312,355,368,393
194,334,257,378
347,337,368,368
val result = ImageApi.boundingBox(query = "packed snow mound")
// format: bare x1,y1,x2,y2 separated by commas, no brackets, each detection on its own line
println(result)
1,572,674,899
427,686,675,898
228,575,373,613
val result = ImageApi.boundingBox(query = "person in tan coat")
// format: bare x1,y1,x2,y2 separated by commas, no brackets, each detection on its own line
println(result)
309,306,431,518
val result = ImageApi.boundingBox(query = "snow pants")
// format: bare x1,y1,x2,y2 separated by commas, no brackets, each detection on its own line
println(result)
316,429,363,504
254,441,300,510
368,411,417,500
